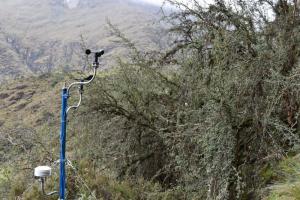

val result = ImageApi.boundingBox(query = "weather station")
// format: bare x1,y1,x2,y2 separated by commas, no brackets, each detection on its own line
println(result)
34,48,104,200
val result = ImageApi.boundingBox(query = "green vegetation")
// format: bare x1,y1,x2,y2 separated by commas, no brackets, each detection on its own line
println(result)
2,0,300,199
264,155,300,200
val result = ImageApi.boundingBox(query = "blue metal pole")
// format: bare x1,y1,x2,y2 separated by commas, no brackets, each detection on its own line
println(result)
59,87,68,200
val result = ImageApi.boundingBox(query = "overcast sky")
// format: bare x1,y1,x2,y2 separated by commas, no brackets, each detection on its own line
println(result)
141,0,214,7
65,0,214,9
142,0,167,5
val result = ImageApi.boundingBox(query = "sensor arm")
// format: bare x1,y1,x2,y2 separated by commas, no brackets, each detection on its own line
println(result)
34,48,104,200
66,48,104,113
66,89,82,114
67,66,97,94
66,67,97,114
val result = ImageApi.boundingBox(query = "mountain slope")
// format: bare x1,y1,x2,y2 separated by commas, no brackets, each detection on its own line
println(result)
0,0,164,81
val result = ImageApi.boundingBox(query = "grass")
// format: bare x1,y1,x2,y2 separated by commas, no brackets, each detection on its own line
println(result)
0,73,75,199
0,74,62,129
0,72,175,199
264,155,300,200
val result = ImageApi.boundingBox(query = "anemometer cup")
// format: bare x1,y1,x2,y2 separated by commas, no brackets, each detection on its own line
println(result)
85,49,104,57
94,50,104,68
85,49,105,68
85,49,92,55
95,49,105,58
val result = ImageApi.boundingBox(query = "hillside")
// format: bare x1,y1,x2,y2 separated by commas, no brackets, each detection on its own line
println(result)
0,0,165,81
2,0,300,199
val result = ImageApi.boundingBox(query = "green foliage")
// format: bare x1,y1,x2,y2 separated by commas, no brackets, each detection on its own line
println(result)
77,0,300,199
0,167,12,196
9,174,27,198
265,155,300,200
3,0,300,199
0,167,11,186
260,164,278,185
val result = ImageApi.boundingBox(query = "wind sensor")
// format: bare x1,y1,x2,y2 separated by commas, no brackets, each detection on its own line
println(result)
34,48,104,200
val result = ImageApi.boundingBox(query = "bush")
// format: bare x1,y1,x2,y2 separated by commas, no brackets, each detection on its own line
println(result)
76,0,300,199
5,0,300,199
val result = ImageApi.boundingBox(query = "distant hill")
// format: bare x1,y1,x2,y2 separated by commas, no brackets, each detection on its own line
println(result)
0,0,165,81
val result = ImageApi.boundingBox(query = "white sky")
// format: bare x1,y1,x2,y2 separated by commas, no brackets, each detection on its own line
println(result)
142,0,274,20
142,0,167,5
64,0,214,8
141,0,213,6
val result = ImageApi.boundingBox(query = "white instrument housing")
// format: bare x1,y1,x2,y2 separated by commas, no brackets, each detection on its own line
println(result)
34,166,52,178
